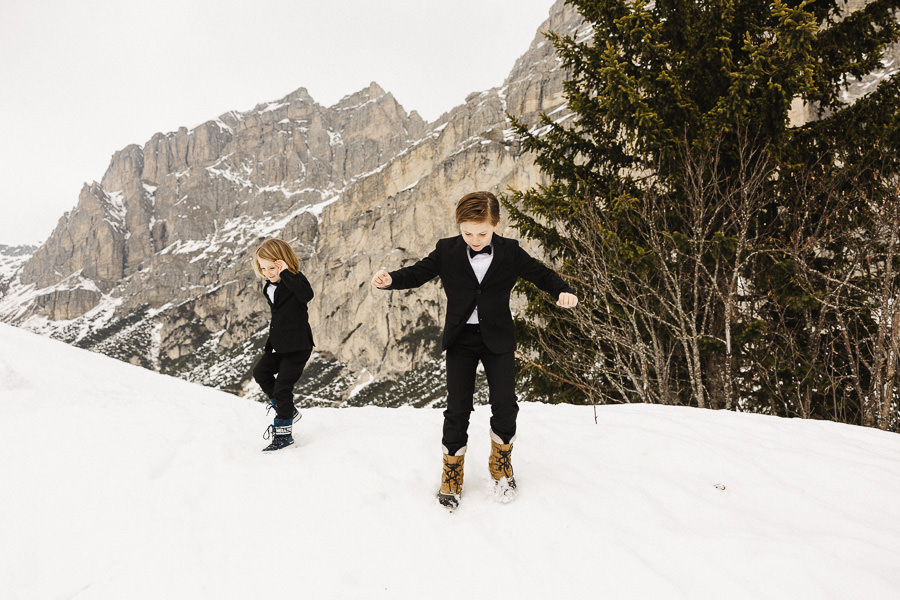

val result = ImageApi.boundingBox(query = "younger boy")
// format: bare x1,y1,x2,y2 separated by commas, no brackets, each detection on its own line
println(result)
371,191,577,509
251,238,315,451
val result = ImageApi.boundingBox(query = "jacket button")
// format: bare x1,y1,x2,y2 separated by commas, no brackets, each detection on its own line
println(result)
476,289,482,295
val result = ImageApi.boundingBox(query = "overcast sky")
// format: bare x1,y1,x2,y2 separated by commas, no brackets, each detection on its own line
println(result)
0,0,556,246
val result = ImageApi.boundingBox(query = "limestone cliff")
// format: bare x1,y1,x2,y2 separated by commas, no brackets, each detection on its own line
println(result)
2,0,894,406
0,0,584,406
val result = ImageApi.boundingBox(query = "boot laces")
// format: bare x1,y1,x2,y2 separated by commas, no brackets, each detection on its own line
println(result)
443,462,463,491
263,424,274,440
495,447,513,478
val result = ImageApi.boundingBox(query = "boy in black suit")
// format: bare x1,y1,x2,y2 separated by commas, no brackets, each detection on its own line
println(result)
372,191,577,508
252,238,315,452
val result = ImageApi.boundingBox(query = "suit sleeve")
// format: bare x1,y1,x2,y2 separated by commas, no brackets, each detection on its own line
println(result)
386,243,441,290
515,244,574,298
278,269,314,303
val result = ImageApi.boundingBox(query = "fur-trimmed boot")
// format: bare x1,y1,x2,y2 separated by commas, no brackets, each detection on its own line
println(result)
262,418,294,452
489,430,517,502
437,445,466,510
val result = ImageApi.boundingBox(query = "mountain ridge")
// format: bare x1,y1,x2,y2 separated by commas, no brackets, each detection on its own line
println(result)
0,0,584,406
5,0,894,408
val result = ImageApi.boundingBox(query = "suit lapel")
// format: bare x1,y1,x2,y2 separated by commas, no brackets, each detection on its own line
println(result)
458,237,479,283
263,281,279,307
480,234,503,283
274,281,286,305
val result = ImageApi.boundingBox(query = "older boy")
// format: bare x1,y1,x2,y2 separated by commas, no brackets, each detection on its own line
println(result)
372,191,577,509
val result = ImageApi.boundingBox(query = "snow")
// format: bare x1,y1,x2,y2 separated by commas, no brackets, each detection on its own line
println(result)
205,152,312,199
303,193,340,218
152,189,334,269
255,182,313,198
210,119,234,134
166,238,208,256
333,95,382,112
528,110,576,138
0,266,121,329
327,129,343,146
259,101,289,113
840,51,899,104
2,322,899,599
348,369,375,397
0,249,31,283
102,190,127,233
206,161,255,189
847,56,898,96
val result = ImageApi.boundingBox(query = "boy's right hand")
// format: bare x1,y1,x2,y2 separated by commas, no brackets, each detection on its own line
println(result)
372,270,392,289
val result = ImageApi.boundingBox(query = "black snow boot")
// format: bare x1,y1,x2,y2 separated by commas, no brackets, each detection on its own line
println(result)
262,418,294,452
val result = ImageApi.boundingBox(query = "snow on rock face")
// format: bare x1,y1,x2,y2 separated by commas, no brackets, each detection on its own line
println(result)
2,322,899,599
0,245,35,293
0,0,582,404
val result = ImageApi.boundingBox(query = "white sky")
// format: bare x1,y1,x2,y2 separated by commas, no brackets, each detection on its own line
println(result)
0,0,557,246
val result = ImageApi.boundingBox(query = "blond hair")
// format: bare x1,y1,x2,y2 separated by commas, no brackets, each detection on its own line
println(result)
252,238,300,278
455,191,500,225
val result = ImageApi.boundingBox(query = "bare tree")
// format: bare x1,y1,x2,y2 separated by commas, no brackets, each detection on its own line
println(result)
774,167,900,431
515,134,899,433
519,134,773,411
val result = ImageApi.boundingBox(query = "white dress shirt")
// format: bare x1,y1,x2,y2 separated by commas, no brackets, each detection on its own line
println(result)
466,244,493,324
265,282,278,351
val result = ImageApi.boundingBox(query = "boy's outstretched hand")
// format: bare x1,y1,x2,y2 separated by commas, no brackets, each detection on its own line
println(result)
371,270,392,289
557,292,578,308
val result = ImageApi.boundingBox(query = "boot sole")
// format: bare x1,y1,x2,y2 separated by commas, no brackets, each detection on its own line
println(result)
261,439,295,452
492,477,518,503
437,493,460,511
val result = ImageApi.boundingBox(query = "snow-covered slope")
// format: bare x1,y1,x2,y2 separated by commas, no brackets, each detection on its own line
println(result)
1,322,899,599
0,245,35,294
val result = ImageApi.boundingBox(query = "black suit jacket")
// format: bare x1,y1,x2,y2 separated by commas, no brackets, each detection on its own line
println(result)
262,269,315,353
386,234,573,353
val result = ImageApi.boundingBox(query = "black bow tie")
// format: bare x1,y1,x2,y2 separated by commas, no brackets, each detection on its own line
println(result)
469,245,492,258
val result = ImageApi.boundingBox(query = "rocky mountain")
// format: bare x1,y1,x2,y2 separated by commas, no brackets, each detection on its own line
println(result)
0,245,36,298
3,0,895,407
0,0,584,406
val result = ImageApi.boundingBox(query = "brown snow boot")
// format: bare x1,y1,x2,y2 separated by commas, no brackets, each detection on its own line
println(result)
489,430,517,502
437,445,466,510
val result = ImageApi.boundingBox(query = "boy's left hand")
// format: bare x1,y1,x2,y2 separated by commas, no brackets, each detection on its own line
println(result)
274,260,287,273
557,292,578,308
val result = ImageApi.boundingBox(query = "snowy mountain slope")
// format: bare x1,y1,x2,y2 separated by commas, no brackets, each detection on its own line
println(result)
2,322,899,599
0,245,34,296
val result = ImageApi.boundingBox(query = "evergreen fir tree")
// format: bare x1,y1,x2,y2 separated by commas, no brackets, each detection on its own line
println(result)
505,0,900,429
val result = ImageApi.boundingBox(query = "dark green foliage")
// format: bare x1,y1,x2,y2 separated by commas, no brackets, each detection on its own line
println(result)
505,0,900,430
70,306,156,369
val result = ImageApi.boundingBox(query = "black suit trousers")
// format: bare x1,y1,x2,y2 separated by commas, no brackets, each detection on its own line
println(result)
252,349,312,420
443,325,518,455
